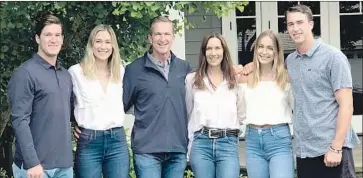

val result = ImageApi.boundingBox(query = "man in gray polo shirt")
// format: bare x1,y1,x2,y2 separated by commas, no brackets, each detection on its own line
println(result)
7,14,73,178
284,5,360,178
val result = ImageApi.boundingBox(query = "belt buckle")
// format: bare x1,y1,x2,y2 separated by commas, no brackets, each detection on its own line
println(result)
208,129,219,138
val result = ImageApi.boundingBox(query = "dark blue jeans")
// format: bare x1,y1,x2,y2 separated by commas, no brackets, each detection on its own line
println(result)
133,152,187,178
75,127,129,178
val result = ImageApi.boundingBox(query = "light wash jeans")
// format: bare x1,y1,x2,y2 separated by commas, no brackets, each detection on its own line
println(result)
133,152,187,178
190,131,240,178
12,163,73,178
245,124,294,178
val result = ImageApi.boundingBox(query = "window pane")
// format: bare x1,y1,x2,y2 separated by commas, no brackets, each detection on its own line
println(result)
340,1,360,13
278,1,298,16
237,18,256,65
278,1,320,16
300,1,320,14
340,15,363,51
340,14,363,115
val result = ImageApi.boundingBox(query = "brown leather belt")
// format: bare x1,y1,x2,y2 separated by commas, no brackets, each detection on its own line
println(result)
201,126,240,138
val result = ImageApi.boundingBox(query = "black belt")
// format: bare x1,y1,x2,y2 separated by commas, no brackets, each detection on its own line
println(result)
201,127,240,138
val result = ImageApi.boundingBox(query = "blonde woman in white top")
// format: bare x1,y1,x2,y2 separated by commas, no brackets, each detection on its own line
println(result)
239,30,294,178
185,32,245,178
68,24,129,178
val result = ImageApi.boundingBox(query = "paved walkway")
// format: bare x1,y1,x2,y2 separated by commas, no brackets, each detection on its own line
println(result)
238,136,362,170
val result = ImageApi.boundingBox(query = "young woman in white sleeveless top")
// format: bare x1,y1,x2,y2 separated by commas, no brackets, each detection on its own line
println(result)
239,30,294,178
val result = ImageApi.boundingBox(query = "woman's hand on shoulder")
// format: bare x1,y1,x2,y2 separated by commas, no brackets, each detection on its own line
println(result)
237,74,248,84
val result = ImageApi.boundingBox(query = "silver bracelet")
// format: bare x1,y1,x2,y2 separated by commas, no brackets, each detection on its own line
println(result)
329,146,342,154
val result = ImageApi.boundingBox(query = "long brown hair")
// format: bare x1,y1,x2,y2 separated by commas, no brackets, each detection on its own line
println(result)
193,32,237,90
248,30,289,90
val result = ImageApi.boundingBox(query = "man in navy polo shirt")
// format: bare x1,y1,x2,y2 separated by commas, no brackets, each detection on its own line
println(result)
8,14,73,178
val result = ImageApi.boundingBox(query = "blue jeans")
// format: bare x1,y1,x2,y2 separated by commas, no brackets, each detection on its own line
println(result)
245,124,294,178
75,127,129,178
133,152,187,178
12,163,73,178
190,131,240,178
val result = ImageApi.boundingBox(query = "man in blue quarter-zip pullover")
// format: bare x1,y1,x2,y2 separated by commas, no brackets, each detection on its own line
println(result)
123,16,192,178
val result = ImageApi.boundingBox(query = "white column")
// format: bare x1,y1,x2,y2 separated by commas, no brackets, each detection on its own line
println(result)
169,8,186,60
222,10,238,65
328,2,341,49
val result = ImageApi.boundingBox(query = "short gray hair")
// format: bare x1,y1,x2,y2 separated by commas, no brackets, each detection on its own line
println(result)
149,16,174,35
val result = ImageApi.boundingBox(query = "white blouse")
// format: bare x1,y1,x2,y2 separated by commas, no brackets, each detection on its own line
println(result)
68,64,125,130
241,81,294,126
185,72,245,148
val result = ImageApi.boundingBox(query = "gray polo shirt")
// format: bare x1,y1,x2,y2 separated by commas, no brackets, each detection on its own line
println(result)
286,39,360,158
7,54,73,169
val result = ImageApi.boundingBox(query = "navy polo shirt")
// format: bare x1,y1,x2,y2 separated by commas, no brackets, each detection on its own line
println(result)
8,54,73,169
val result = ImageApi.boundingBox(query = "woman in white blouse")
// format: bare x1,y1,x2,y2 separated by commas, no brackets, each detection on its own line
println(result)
239,30,294,178
68,24,129,178
185,32,245,178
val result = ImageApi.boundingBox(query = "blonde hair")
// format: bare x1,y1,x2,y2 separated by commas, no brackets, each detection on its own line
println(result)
80,24,122,82
248,30,289,90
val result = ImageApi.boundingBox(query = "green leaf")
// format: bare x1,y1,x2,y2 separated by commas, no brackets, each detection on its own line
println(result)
7,22,14,28
11,50,17,56
1,20,7,29
236,6,245,13
150,5,159,11
16,23,23,28
132,3,140,10
188,6,196,14
145,2,154,7
98,12,104,18
1,46,9,52
130,11,138,18
112,9,120,16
